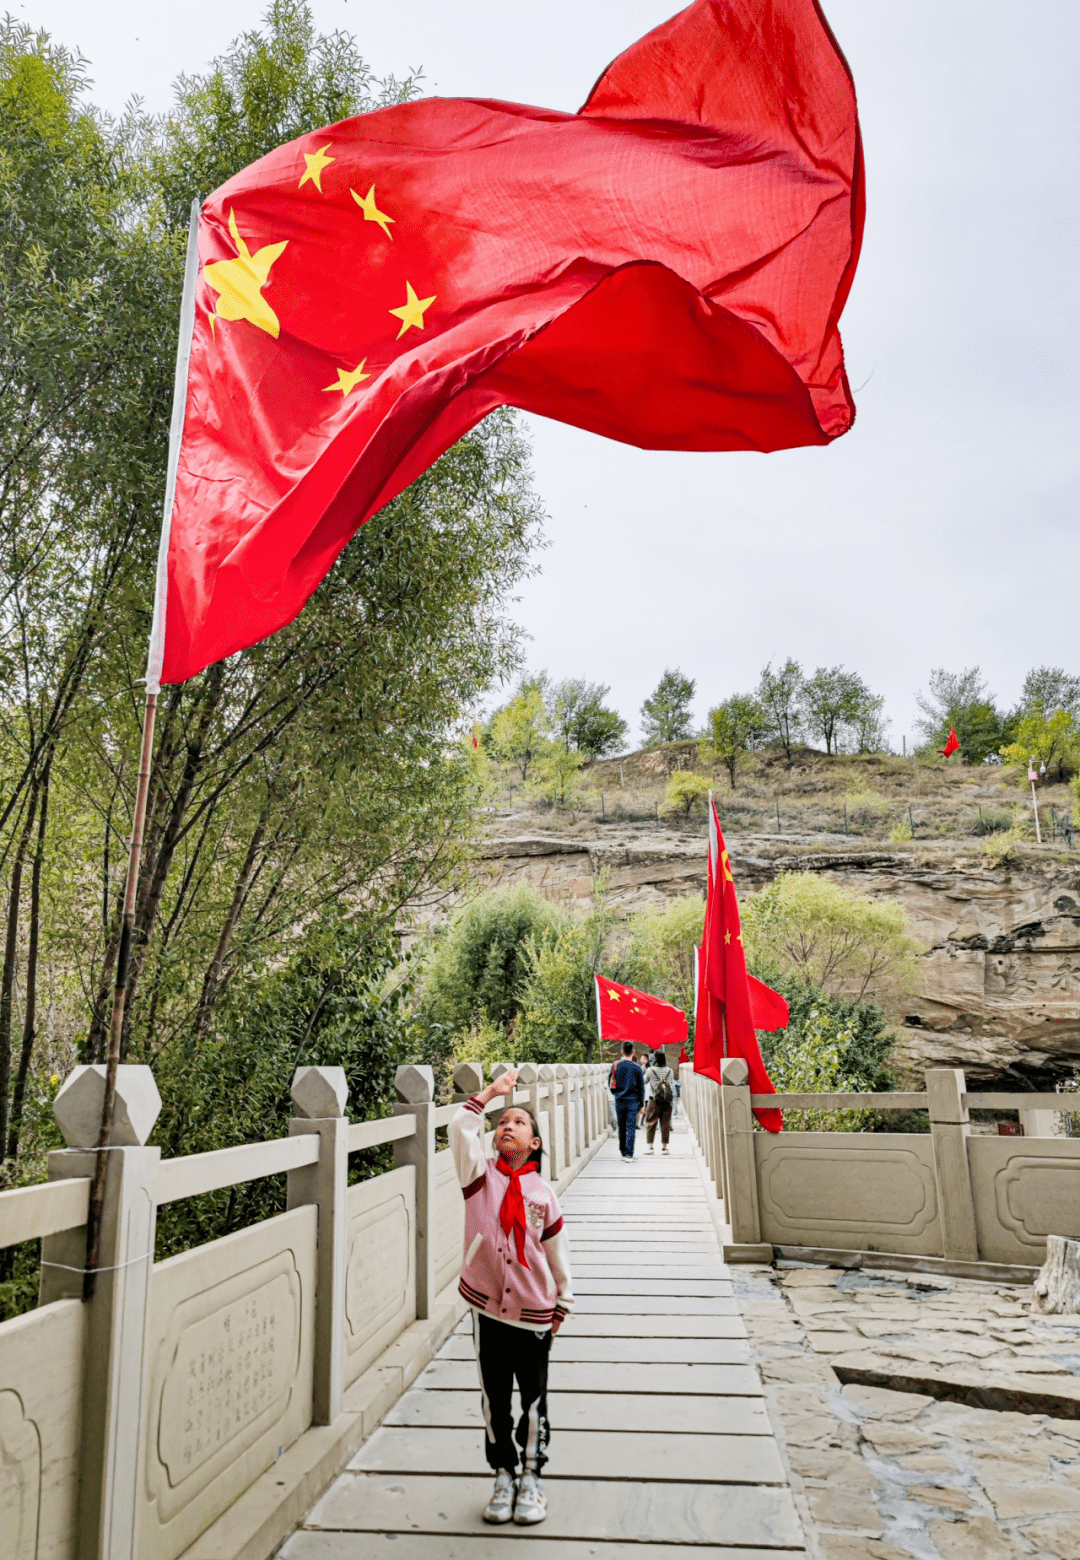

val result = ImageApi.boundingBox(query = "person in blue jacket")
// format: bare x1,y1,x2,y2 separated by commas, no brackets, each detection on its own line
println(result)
610,1041,645,1161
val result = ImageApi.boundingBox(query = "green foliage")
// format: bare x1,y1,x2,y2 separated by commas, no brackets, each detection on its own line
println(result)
640,669,696,746
1021,667,1080,721
742,873,920,1004
756,659,803,760
420,882,562,1037
153,914,422,1258
515,899,620,1064
624,896,703,1017
1002,710,1079,783
703,696,768,787
548,678,627,759
915,667,1006,763
486,679,550,780
801,666,870,756
751,967,897,1131
531,740,587,807
664,770,711,817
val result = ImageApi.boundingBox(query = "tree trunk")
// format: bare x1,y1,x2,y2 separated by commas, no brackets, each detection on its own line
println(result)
0,785,38,1156
1033,1234,1080,1314
6,757,50,1166
191,808,269,1045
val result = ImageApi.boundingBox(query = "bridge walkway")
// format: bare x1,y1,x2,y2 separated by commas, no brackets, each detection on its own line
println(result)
283,1118,805,1558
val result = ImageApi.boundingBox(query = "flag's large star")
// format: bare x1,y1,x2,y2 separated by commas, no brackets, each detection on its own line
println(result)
323,360,371,396
299,144,334,192
607,989,621,1001
203,210,288,338
389,281,436,338
351,184,394,239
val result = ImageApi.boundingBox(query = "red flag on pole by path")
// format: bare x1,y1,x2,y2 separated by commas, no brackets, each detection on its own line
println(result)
146,0,863,689
694,795,784,1130
938,727,960,758
595,976,688,1052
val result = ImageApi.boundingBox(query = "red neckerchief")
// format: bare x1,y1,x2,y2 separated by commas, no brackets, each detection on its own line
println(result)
495,1157,532,1268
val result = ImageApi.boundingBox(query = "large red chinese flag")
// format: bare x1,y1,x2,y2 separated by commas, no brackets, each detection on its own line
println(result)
151,0,863,686
595,976,688,1050
695,796,784,1130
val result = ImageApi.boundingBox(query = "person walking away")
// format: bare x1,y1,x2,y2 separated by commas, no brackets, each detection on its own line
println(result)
612,1040,645,1161
639,1050,653,1129
644,1049,675,1153
449,1067,574,1527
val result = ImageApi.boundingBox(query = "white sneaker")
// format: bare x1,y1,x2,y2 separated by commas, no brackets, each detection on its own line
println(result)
513,1471,548,1525
483,1469,516,1524
662,1145,670,1154
646,1145,655,1153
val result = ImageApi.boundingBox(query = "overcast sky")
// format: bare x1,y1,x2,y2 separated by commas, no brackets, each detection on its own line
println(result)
15,0,1080,748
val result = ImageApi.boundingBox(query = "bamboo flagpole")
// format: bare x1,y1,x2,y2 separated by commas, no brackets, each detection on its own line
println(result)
83,200,202,1298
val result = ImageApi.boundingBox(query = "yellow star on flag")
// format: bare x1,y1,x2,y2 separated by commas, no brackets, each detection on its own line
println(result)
607,990,621,1001
323,360,371,396
389,281,436,338
203,209,288,338
721,848,734,883
299,144,334,192
724,930,732,945
351,184,394,239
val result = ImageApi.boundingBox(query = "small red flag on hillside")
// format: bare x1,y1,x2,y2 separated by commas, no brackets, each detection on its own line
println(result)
147,0,863,688
595,976,688,1051
695,795,784,1130
938,727,960,758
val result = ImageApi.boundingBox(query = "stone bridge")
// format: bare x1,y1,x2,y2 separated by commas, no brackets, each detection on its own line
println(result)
3,1057,1079,1560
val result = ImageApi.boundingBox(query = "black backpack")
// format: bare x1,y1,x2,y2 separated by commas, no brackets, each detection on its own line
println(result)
652,1069,674,1111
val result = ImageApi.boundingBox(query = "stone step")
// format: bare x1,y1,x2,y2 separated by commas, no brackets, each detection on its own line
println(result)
284,1534,798,1560
384,1388,773,1436
439,1335,750,1364
305,1471,803,1549
416,1359,763,1396
574,1295,739,1315
350,1425,785,1484
574,1278,733,1296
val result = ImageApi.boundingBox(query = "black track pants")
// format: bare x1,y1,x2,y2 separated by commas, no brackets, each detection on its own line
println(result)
473,1310,551,1474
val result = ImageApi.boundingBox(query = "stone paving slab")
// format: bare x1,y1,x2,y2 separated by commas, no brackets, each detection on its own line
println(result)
574,1293,740,1315
384,1389,774,1436
349,1425,786,1483
416,1358,764,1395
439,1334,751,1364
559,1312,747,1338
575,1277,733,1297
284,1533,800,1560
305,1471,804,1548
573,1264,730,1281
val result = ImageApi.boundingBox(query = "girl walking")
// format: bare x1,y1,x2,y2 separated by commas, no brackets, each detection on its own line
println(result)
449,1067,574,1526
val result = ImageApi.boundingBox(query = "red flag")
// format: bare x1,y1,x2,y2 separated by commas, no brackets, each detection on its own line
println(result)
695,795,782,1130
938,727,960,758
748,974,790,1033
150,0,862,687
595,976,688,1051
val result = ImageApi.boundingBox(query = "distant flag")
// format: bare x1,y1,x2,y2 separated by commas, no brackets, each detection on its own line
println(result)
938,727,960,758
595,975,688,1051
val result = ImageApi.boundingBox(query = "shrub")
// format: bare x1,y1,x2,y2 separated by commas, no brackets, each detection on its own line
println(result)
420,882,563,1035
665,771,711,817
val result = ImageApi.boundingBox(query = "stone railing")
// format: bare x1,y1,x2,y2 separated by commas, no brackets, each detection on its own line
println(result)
0,1058,611,1560
680,1061,1080,1279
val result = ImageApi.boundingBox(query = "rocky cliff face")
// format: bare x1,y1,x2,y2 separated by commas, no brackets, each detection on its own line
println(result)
473,826,1080,1085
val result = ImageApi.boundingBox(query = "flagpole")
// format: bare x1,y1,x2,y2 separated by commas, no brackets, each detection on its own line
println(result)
83,200,202,1299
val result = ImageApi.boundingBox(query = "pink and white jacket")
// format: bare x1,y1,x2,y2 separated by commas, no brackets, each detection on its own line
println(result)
449,1097,574,1333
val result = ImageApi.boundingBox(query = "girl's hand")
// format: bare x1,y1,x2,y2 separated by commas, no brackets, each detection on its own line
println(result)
551,1313,564,1338
481,1067,519,1104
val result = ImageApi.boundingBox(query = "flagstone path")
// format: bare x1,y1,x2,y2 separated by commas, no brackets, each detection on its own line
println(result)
283,1118,806,1559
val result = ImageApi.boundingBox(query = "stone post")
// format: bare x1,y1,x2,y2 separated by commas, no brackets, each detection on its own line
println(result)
1020,1107,1064,1138
720,1058,761,1244
556,1064,573,1168
393,1064,435,1318
453,1061,484,1104
577,1065,590,1147
287,1065,349,1426
927,1068,979,1262
44,1064,161,1560
538,1065,559,1179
